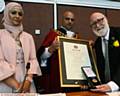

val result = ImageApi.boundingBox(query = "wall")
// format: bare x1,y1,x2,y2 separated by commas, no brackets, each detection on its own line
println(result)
0,1,54,50
0,1,120,51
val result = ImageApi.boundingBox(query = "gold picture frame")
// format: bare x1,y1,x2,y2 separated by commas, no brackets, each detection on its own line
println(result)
58,36,100,87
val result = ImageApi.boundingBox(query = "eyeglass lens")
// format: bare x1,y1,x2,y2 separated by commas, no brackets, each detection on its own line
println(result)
90,17,104,27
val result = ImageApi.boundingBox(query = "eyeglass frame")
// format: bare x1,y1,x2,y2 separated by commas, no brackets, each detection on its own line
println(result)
90,17,104,28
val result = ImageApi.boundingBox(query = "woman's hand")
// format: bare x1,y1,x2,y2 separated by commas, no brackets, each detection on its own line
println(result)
21,75,33,93
3,75,20,90
21,80,31,93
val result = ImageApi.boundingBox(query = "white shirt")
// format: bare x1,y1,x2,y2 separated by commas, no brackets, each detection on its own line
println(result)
101,28,109,58
40,27,75,67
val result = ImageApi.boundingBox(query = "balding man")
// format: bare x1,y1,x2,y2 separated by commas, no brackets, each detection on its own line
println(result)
90,12,120,92
37,11,79,93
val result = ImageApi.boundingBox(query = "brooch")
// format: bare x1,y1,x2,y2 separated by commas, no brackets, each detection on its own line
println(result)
113,40,119,47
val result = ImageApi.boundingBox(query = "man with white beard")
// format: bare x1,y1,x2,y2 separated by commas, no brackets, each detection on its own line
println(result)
90,12,120,92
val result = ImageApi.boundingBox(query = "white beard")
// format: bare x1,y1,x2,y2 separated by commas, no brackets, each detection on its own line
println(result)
93,23,109,37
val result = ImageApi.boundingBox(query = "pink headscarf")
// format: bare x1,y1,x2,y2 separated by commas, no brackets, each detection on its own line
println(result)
2,2,23,38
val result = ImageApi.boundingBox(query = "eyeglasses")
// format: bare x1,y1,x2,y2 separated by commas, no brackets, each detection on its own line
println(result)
65,17,74,21
90,17,104,27
10,10,23,16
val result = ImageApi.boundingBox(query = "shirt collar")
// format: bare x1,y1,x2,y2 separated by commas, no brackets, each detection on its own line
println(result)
102,27,110,41
61,26,72,32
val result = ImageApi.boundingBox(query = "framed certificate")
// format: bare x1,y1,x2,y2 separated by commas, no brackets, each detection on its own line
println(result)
58,36,100,87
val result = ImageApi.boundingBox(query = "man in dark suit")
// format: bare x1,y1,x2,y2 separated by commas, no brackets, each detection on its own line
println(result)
90,12,120,92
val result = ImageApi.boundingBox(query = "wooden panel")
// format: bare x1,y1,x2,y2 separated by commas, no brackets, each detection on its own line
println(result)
22,2,54,50
1,2,120,50
0,12,4,29
66,91,108,96
57,5,106,41
0,1,54,50
107,9,120,27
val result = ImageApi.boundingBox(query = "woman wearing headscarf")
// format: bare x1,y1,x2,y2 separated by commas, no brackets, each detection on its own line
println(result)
0,2,42,93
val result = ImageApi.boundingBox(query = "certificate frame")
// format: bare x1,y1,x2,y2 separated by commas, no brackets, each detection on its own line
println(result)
58,36,100,87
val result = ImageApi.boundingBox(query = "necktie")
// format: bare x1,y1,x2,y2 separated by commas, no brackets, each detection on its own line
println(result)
103,38,111,82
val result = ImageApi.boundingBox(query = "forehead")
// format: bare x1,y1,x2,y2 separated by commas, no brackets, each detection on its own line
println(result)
64,12,74,18
9,6,23,12
90,13,104,21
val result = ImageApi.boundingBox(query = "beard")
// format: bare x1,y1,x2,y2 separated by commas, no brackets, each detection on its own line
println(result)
93,23,109,37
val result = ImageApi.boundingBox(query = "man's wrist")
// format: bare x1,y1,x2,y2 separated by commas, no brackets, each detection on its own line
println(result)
48,46,55,53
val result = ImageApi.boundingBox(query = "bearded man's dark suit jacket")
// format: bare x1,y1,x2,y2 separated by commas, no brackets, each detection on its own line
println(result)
94,27,120,88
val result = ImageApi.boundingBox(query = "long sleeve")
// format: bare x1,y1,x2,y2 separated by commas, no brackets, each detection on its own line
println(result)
27,35,42,76
0,31,15,81
40,47,51,67
37,29,58,67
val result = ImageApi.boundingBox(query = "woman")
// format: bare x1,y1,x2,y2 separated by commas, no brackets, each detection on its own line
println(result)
0,2,42,93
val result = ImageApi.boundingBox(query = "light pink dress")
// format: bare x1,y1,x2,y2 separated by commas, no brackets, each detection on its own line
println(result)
0,29,42,92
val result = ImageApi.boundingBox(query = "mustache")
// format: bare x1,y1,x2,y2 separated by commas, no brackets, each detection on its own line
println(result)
96,26,104,31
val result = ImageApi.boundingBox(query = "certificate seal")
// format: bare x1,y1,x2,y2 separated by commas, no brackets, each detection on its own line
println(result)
92,78,98,83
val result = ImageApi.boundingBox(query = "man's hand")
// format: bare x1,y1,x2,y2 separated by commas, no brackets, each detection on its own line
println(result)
48,37,60,53
89,40,94,46
91,84,111,92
